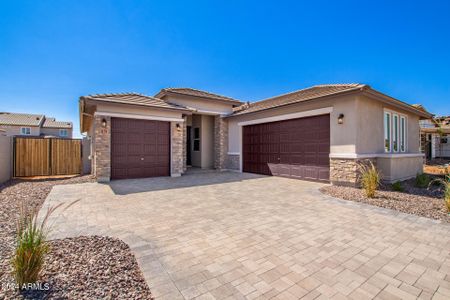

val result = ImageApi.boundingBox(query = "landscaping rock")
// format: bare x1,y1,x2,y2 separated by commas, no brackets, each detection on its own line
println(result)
0,176,152,299
321,178,449,222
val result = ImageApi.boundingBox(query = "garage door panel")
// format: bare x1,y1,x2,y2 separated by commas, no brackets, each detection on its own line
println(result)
127,144,144,155
242,114,330,182
111,118,170,179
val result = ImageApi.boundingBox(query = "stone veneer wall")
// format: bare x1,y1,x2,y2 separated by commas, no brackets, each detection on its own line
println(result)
225,154,240,171
171,121,184,176
330,158,377,187
214,116,228,170
93,115,111,182
182,116,187,172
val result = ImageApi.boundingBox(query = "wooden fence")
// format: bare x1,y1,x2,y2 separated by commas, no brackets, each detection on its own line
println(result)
14,137,82,177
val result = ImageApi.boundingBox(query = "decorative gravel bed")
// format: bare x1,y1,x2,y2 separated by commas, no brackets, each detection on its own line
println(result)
321,178,449,222
0,176,152,299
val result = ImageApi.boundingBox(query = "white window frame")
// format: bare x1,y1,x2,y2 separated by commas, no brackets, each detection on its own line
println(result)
400,116,407,152
384,112,391,152
393,113,399,152
59,129,68,137
20,127,31,135
384,109,407,153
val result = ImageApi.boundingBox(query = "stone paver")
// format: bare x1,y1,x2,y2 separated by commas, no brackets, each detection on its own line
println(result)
42,172,450,299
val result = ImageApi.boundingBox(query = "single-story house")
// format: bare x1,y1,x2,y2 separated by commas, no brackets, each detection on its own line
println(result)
0,112,73,138
79,84,432,185
420,115,450,159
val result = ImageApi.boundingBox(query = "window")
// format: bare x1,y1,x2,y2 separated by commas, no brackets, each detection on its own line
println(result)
384,111,407,153
393,114,399,152
400,116,406,152
384,112,391,152
59,129,68,137
20,127,31,135
193,127,200,151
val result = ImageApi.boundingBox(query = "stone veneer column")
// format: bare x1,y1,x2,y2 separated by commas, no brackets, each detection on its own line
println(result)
330,158,377,187
94,115,111,182
214,116,228,170
182,116,187,172
171,121,184,176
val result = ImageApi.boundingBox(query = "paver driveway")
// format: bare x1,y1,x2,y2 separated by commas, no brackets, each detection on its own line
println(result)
43,172,450,300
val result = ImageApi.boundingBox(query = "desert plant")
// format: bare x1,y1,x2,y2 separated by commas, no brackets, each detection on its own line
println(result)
12,200,78,287
392,181,404,192
359,161,381,198
429,174,450,214
415,173,431,188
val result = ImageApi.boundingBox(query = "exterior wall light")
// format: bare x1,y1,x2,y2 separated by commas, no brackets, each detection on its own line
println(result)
176,123,181,131
338,114,344,124
101,118,107,127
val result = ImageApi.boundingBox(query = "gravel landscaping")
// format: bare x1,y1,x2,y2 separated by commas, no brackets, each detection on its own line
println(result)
321,178,450,222
0,176,152,299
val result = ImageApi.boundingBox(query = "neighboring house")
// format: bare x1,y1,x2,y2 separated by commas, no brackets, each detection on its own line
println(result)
420,115,450,159
0,112,73,138
79,84,432,185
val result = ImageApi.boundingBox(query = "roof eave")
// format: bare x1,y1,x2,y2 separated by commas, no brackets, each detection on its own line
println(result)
160,90,243,105
225,88,363,118
83,96,193,113
362,89,433,119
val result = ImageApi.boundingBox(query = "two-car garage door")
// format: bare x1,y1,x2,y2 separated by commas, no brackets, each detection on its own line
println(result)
111,118,170,179
243,114,330,182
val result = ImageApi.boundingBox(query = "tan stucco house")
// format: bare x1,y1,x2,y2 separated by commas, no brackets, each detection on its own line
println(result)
0,112,73,138
79,84,432,185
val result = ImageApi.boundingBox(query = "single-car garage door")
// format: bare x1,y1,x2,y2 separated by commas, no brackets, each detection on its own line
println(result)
243,114,330,182
111,118,170,179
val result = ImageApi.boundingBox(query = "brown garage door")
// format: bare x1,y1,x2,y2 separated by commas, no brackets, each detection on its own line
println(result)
111,118,170,179
243,114,330,182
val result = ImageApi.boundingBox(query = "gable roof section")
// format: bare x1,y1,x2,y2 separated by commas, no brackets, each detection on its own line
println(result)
155,87,242,105
0,112,45,126
42,118,72,129
81,93,191,112
230,84,432,118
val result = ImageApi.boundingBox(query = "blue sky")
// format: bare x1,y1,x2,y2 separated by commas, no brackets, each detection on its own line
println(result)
1,0,449,137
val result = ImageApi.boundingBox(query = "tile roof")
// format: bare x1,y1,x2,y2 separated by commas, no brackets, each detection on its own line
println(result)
231,84,366,116
232,83,366,115
82,93,191,111
230,83,432,119
156,88,242,104
0,112,44,126
42,118,72,128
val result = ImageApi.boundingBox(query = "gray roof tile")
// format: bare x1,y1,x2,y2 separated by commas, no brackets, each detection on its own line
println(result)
82,93,191,111
231,84,365,116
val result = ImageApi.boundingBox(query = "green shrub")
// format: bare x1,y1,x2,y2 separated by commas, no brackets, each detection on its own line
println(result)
359,161,381,198
12,200,78,287
415,173,431,188
392,181,404,192
13,210,49,286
